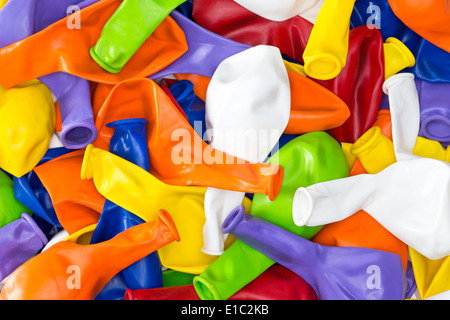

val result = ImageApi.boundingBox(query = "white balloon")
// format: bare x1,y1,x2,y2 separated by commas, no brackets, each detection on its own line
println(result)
202,45,291,255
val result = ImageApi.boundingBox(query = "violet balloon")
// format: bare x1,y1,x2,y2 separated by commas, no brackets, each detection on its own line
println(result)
0,0,100,149
149,10,250,80
222,206,407,300
0,213,48,282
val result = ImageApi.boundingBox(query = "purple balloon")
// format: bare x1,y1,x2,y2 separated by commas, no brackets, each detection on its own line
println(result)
0,213,48,282
0,0,101,149
149,10,250,80
415,80,450,148
222,206,407,300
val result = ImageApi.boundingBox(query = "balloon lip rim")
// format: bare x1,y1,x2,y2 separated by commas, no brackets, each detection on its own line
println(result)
292,187,313,227
192,275,222,300
60,121,98,150
200,246,224,256
303,52,343,80
350,126,383,156
89,47,123,74
386,37,416,67
21,212,49,246
123,288,134,300
221,205,245,234
420,114,450,141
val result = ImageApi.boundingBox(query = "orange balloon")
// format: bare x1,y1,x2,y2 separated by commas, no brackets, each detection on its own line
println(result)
373,109,392,140
0,209,180,300
388,0,450,54
0,0,188,89
34,150,105,235
92,78,284,200
175,70,350,135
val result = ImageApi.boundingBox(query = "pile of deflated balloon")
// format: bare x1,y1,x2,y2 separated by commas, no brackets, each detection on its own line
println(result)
0,0,449,301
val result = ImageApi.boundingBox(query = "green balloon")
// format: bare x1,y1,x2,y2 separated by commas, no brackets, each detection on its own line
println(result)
193,131,349,300
162,269,196,287
90,0,186,73
0,170,32,228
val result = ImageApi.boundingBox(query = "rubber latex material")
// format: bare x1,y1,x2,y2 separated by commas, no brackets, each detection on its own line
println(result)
383,37,416,79
193,131,349,300
409,39,450,84
125,265,317,300
91,0,186,73
303,0,355,80
0,80,55,177
415,80,450,148
293,158,450,261
39,73,97,149
192,0,313,64
314,26,385,143
92,78,283,199
0,0,101,150
350,126,396,174
171,71,350,136
0,0,188,89
201,45,290,255
0,213,48,282
13,147,72,227
34,150,105,235
149,10,350,136
224,206,406,300
0,170,33,229
0,210,179,300
162,269,196,288
232,0,324,23
303,0,356,80
81,144,252,274
413,137,450,162
409,247,450,300
0,0,6,9
89,118,163,300
388,0,450,53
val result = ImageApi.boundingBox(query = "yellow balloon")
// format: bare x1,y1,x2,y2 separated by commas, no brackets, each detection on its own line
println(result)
0,80,55,177
383,37,416,80
340,142,357,169
283,60,306,77
302,0,356,80
409,247,450,300
65,224,97,245
413,137,450,163
0,0,7,10
351,126,397,174
81,144,252,274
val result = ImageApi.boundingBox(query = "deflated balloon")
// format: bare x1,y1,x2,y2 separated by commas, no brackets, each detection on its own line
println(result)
91,0,186,73
193,131,349,300
125,265,317,300
388,0,450,53
0,80,55,177
92,78,284,199
0,0,188,89
223,206,407,300
0,210,180,300
81,144,252,274
303,0,356,80
34,150,105,235
0,170,33,229
0,213,48,282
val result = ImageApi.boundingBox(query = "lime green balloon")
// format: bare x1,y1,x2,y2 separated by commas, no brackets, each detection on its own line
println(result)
193,131,349,300
251,130,350,237
0,170,32,228
163,269,196,287
90,0,186,73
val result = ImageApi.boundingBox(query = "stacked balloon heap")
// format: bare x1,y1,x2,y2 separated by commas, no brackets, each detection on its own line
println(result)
0,0,449,301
